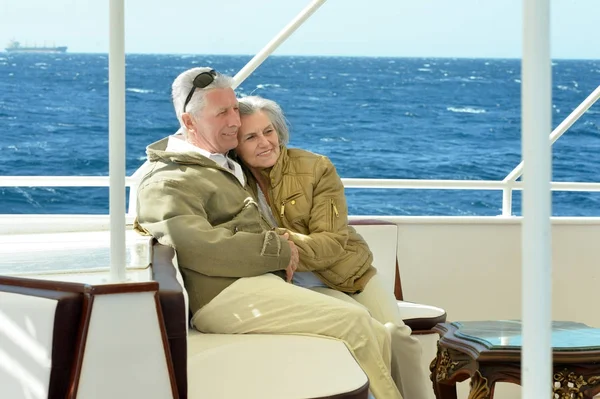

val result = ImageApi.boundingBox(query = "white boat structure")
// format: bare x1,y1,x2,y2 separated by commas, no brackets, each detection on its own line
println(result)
1,0,600,398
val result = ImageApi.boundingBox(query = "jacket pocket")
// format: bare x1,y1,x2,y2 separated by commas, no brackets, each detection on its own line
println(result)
279,191,304,218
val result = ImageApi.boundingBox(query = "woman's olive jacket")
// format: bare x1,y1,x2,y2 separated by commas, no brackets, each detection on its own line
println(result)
245,146,376,293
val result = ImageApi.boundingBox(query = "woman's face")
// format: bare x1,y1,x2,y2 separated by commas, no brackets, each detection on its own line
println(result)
236,111,281,170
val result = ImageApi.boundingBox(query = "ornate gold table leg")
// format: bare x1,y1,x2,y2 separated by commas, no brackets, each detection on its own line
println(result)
553,369,600,399
429,343,460,399
467,370,492,399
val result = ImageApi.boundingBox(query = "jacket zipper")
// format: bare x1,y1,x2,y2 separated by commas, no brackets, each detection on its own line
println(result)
331,198,339,217
280,192,303,217
330,198,339,229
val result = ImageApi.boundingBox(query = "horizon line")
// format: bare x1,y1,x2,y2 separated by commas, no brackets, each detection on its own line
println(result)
2,51,598,61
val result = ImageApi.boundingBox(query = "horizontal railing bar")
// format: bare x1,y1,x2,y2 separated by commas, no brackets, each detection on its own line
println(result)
342,178,507,189
1,176,600,192
0,176,138,187
341,179,600,192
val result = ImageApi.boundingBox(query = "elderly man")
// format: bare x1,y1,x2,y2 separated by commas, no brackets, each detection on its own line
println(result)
135,67,403,399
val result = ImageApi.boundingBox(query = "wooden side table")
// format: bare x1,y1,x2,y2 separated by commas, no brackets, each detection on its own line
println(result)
429,321,600,399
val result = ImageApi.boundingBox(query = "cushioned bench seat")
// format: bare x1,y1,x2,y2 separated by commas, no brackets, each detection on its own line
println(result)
188,331,368,399
153,219,447,399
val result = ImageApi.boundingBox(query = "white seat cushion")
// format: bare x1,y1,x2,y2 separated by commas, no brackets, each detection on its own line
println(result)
187,330,368,399
397,301,445,320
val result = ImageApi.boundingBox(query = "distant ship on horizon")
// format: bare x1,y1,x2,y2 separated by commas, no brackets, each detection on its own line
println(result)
5,40,67,54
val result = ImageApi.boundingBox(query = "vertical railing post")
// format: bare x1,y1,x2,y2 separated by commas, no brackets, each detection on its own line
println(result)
109,0,126,282
521,0,552,398
502,186,513,216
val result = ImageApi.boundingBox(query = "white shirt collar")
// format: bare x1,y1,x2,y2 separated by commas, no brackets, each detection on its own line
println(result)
165,134,245,186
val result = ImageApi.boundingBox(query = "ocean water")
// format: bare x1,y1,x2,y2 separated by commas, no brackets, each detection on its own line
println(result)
0,54,599,216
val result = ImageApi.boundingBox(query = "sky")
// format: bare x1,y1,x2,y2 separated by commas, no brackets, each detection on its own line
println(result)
0,0,598,59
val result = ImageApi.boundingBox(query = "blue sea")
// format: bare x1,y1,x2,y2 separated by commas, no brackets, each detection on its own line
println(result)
1,54,599,216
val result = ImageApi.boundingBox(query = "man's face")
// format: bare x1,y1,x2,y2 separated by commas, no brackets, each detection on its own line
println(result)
187,88,241,154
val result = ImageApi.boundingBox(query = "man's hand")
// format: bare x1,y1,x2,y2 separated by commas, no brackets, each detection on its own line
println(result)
282,232,299,282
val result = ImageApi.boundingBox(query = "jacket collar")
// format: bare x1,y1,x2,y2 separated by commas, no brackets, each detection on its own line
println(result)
146,136,220,168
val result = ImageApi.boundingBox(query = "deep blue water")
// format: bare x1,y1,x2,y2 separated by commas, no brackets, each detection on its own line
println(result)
0,54,599,216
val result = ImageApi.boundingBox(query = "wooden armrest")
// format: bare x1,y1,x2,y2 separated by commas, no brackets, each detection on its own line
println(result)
152,243,187,399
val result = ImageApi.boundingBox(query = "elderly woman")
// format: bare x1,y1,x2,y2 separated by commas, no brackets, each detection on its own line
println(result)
235,95,429,399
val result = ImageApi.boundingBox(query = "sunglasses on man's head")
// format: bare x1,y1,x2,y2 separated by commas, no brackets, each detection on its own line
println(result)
182,69,217,113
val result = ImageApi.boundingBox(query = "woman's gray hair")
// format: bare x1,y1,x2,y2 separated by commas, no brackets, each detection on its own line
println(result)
238,96,290,145
171,67,234,134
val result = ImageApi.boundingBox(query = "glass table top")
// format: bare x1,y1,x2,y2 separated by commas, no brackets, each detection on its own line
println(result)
452,320,600,351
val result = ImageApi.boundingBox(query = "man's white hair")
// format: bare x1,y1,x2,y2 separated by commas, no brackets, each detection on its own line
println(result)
171,67,234,137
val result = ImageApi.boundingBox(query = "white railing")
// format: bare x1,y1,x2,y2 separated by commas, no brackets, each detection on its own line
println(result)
341,179,600,192
2,176,600,217
0,176,139,187
231,0,328,90
3,176,600,191
0,0,598,219
501,84,600,215
1,81,599,218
